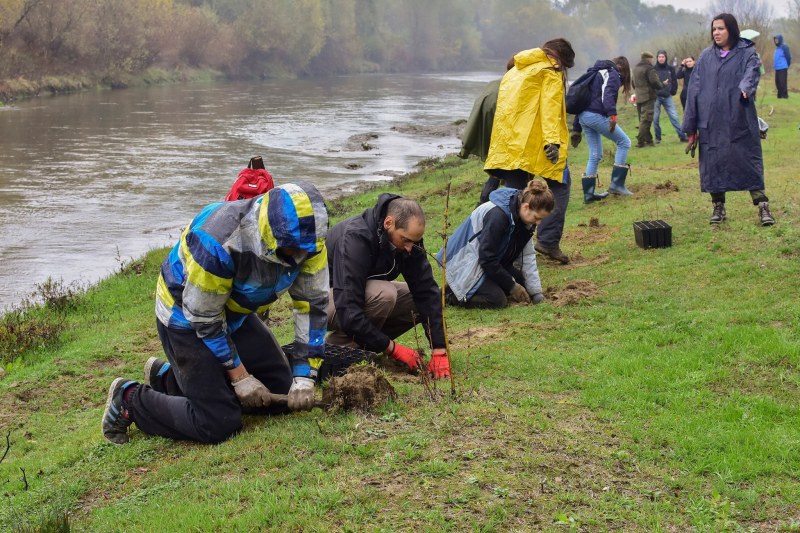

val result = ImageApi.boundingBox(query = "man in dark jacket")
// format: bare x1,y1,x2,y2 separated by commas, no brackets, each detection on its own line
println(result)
632,51,666,147
326,194,451,379
653,50,688,143
773,34,792,98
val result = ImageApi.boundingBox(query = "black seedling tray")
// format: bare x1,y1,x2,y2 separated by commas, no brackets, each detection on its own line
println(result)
282,344,378,382
633,220,672,249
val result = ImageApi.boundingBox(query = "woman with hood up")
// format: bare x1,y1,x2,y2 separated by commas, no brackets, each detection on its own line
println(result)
437,179,553,309
682,13,775,227
570,57,634,202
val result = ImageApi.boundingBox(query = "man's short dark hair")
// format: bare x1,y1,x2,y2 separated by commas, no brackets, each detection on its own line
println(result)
386,198,425,229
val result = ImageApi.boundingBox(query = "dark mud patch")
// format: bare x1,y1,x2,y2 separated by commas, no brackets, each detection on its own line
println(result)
391,122,464,138
544,279,601,306
322,365,397,412
564,221,617,247
562,252,610,270
344,162,364,170
344,132,379,151
636,180,681,195
655,180,679,192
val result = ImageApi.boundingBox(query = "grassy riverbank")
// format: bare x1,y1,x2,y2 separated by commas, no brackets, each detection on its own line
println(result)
1,91,799,531
0,68,224,103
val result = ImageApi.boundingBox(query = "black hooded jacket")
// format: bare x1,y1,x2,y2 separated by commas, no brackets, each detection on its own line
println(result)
327,193,445,352
654,49,678,97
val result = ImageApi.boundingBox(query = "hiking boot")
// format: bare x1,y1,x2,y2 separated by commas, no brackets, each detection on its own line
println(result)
709,202,726,225
102,378,137,445
758,201,775,226
534,243,570,264
144,356,170,392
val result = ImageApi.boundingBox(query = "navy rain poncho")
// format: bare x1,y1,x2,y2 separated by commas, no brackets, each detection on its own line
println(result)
682,38,764,193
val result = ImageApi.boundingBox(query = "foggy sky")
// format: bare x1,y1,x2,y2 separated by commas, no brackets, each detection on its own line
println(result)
649,0,791,17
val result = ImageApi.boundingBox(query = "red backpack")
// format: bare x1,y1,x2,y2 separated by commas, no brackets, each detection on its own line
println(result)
224,156,274,201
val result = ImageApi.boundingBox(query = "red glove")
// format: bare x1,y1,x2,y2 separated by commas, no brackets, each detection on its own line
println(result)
427,349,451,380
388,341,422,371
685,133,698,157
609,115,617,133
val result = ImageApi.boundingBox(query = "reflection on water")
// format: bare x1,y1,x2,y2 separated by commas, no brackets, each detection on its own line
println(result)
0,72,498,310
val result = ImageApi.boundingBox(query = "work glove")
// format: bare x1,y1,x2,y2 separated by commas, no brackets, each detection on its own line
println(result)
609,115,617,133
427,349,451,380
508,282,532,304
543,143,560,164
685,133,698,158
231,373,271,408
569,131,582,148
288,377,316,412
531,292,545,305
388,341,422,371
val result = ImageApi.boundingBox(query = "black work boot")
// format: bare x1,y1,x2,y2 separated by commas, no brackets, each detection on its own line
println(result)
534,243,570,264
710,201,726,225
758,201,775,226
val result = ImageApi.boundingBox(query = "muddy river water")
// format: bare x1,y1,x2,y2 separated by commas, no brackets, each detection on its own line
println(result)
0,71,498,310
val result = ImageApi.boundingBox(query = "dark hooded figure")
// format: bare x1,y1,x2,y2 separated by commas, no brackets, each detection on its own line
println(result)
682,13,775,227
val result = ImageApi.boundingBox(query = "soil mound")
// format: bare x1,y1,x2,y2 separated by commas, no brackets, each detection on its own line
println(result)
322,365,397,412
544,279,600,306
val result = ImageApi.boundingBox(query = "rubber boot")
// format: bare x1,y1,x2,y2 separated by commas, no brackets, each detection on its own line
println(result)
582,175,608,204
608,164,633,196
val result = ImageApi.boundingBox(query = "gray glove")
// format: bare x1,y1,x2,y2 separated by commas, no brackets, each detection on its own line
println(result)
543,143,560,164
508,282,532,304
288,377,316,411
532,292,545,304
232,374,271,408
570,131,582,148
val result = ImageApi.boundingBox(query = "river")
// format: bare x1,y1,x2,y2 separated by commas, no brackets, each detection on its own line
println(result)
0,71,498,311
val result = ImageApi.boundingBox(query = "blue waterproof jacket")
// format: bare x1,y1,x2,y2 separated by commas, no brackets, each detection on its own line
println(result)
437,188,542,302
155,183,329,378
774,34,792,70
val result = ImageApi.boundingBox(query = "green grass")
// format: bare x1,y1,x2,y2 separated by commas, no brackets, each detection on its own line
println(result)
2,84,800,531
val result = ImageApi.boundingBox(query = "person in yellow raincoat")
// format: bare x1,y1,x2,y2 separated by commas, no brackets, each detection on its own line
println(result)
484,38,575,264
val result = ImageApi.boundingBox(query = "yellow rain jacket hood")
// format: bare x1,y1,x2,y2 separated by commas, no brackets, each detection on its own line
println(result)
484,48,569,182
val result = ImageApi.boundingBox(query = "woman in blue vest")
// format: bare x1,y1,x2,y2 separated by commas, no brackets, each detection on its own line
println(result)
438,179,553,308
571,57,634,202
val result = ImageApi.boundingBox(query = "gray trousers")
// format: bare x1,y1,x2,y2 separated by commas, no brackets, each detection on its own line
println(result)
326,281,418,349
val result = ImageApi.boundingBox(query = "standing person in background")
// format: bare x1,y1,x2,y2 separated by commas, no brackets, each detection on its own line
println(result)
571,56,634,201
458,57,516,205
439,179,553,309
632,51,666,148
676,56,695,110
484,38,576,264
653,50,688,143
683,13,775,227
773,34,792,98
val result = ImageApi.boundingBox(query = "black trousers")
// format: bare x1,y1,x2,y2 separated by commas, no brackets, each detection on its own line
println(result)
448,267,525,309
776,69,789,98
128,315,292,443
710,190,768,205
